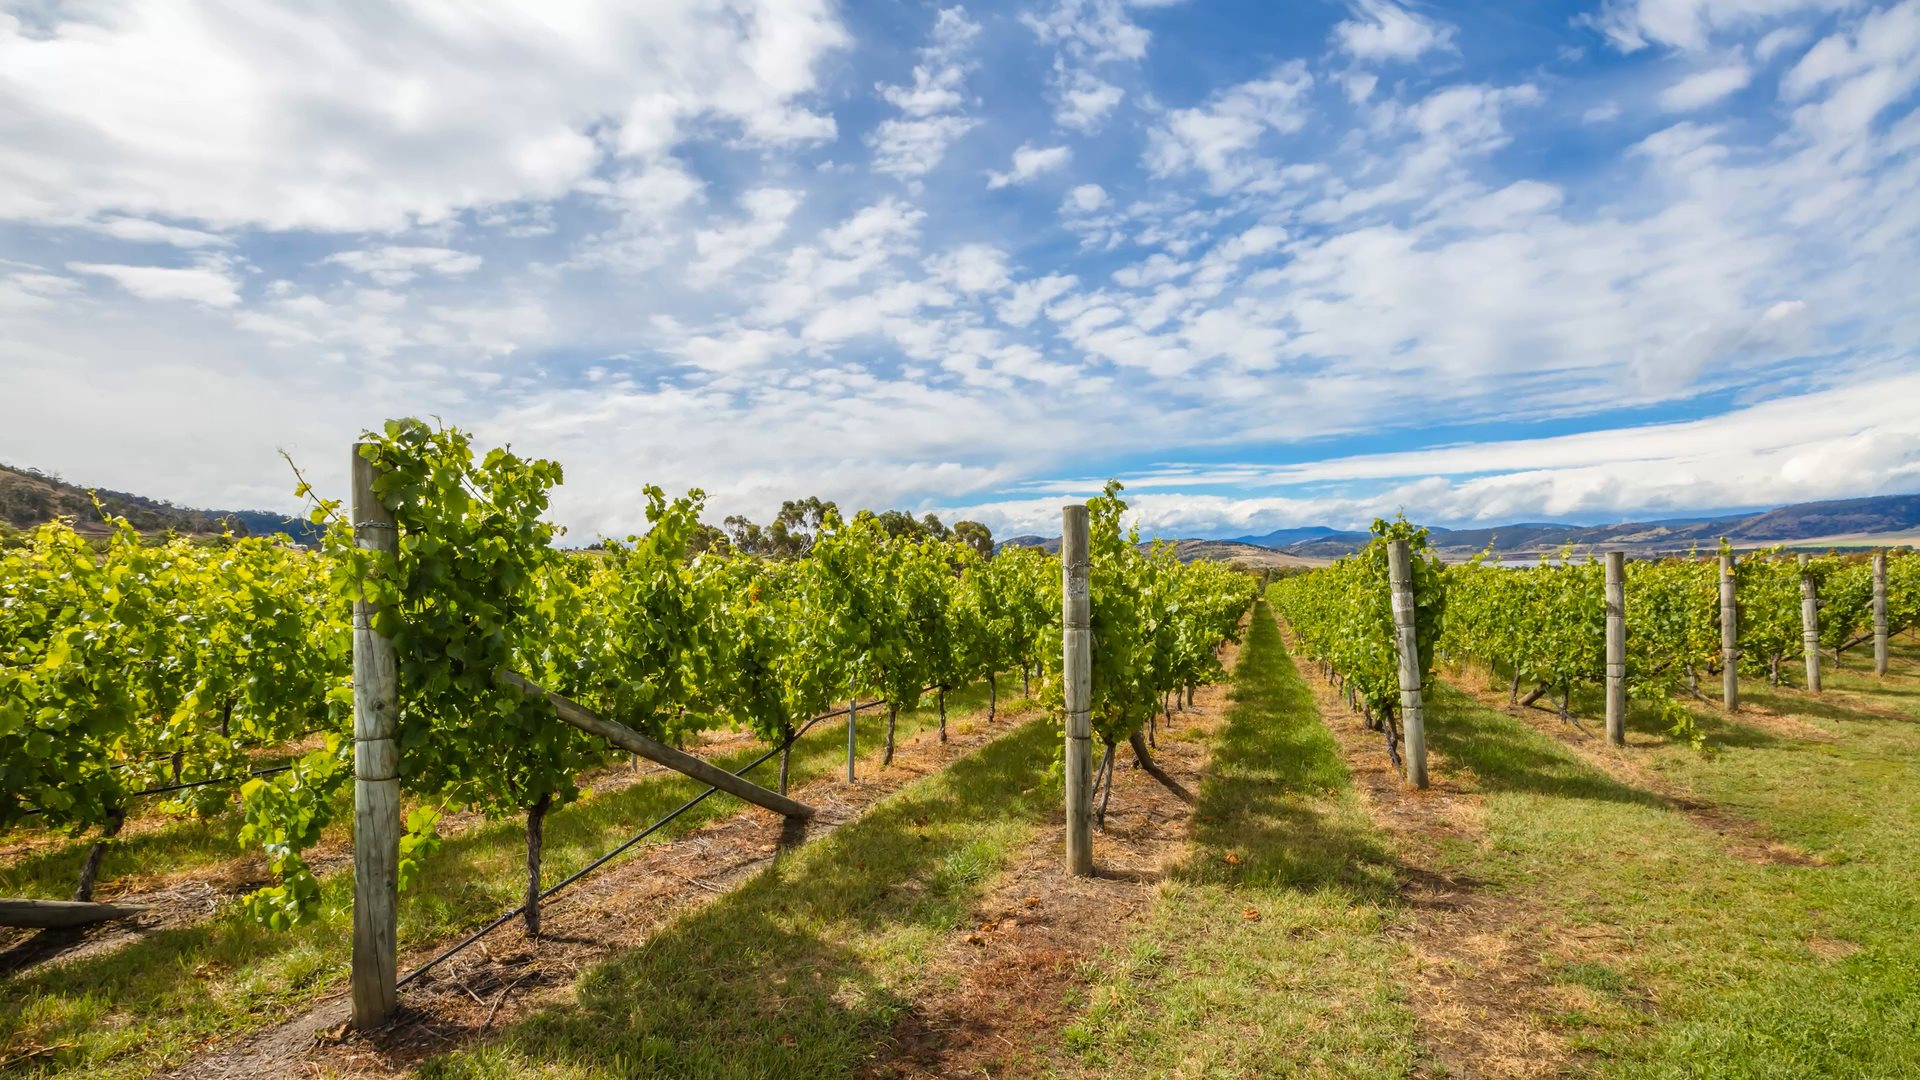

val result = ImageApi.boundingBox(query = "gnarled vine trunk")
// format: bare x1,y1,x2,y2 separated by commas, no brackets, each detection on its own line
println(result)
987,672,997,723
883,704,898,766
1129,730,1193,804
73,807,126,903
524,793,552,938
937,688,947,744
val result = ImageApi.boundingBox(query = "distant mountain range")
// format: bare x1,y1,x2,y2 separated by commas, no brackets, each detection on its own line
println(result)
1,463,318,542
1231,493,1920,559
1002,492,1920,564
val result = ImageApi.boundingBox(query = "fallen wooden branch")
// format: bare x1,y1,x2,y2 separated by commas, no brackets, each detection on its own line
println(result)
0,898,145,930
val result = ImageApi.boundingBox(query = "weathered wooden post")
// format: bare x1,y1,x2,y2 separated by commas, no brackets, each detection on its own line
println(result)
350,444,400,1030
1873,552,1889,677
1604,551,1626,746
1062,505,1093,875
1799,553,1821,693
1719,553,1739,712
1386,540,1428,789
846,695,858,783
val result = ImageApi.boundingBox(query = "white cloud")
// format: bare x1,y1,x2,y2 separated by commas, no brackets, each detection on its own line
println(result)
1054,67,1128,131
1146,62,1316,191
1064,183,1110,213
988,144,1073,188
691,188,803,282
1660,62,1754,110
69,261,241,307
869,7,983,178
872,116,981,178
85,217,230,248
1581,0,1850,53
927,244,1013,293
997,273,1078,325
0,271,80,316
1023,0,1153,64
0,1,847,232
323,246,483,286
1755,25,1813,62
1332,0,1456,62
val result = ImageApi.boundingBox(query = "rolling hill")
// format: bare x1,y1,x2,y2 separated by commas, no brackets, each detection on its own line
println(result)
0,463,316,542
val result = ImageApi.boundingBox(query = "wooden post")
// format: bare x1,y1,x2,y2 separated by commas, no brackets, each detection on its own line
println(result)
846,696,858,783
1719,553,1739,712
350,444,401,1030
1874,552,1889,677
1386,540,1428,789
1799,553,1821,693
1062,505,1093,876
1604,551,1626,746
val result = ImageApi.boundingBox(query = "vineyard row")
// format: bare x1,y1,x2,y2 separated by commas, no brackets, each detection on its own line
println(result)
1275,520,1920,786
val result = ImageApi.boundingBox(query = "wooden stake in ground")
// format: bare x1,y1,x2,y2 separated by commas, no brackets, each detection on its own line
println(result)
846,696,858,783
1386,539,1428,789
1799,553,1821,694
1720,553,1740,712
1604,551,1626,746
1062,504,1093,876
1873,552,1889,678
350,443,401,1031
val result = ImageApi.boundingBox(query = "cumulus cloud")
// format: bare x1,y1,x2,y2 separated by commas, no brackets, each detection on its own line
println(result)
323,247,483,286
1331,0,1456,62
988,144,1073,188
1146,62,1315,191
1659,61,1753,110
68,261,242,307
0,0,847,232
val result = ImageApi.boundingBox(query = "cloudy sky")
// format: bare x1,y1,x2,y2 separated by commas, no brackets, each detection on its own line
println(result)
3,0,1918,540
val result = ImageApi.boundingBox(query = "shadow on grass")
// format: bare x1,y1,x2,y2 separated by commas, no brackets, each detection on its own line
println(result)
1423,684,1668,812
1178,603,1398,900
1738,688,1909,726
415,719,1061,1079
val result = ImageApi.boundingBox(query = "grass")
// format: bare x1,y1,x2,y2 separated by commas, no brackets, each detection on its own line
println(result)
0,682,1019,1079
1063,599,1418,1076
1411,638,1920,1077
418,716,1063,1078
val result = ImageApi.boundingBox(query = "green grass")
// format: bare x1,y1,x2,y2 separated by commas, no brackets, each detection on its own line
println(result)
1064,599,1418,1077
418,716,1062,1079
1412,651,1920,1078
0,684,1019,1079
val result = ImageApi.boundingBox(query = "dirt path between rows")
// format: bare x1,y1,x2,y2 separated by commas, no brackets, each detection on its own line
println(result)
865,642,1241,1080
170,701,1040,1079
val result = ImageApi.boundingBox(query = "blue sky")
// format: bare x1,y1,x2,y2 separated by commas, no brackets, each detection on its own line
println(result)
2,0,1918,540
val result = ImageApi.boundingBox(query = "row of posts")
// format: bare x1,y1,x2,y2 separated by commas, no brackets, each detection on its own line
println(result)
1614,550,1892,741
1060,534,1901,873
